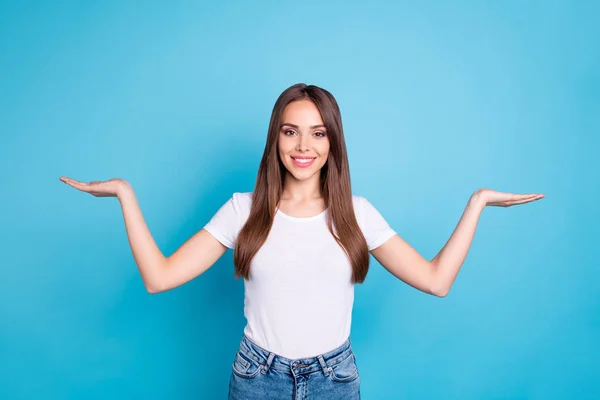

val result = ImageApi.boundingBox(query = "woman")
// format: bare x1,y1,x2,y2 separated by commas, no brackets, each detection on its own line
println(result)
60,83,544,399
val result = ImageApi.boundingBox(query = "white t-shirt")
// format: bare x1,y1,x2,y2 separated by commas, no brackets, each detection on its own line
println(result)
203,192,396,359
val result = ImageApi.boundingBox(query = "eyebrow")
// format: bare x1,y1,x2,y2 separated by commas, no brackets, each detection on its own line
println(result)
280,123,326,129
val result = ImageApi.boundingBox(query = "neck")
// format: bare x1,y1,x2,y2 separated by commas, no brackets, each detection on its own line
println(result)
281,172,322,201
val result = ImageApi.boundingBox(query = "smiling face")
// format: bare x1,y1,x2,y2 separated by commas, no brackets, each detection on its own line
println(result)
278,99,330,183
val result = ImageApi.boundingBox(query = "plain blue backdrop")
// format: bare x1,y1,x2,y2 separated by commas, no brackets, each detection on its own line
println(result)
1,0,598,399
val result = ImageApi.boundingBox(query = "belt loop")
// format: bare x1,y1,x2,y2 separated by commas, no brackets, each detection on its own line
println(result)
262,352,275,373
317,354,330,376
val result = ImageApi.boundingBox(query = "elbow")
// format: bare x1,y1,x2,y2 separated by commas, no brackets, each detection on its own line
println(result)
145,280,164,294
431,286,449,298
430,280,450,298
430,264,449,297
146,285,161,294
144,261,169,294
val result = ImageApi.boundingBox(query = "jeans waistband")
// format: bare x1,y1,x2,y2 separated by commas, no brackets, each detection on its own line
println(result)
237,334,354,376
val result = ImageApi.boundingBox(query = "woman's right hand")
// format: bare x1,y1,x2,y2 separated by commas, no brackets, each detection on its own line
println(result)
59,176,131,198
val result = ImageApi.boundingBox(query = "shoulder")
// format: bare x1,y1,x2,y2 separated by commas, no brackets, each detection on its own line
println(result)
352,195,365,204
232,191,253,204
229,192,253,216
351,194,368,210
351,195,367,220
351,194,386,221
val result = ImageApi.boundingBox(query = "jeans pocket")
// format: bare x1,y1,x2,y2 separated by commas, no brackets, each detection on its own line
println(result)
232,350,263,379
329,353,359,383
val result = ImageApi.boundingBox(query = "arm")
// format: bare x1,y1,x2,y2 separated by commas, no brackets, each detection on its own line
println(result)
428,193,486,296
117,184,227,294
370,193,483,297
370,189,543,297
60,176,229,294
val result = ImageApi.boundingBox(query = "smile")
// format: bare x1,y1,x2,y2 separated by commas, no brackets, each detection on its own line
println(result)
291,157,316,168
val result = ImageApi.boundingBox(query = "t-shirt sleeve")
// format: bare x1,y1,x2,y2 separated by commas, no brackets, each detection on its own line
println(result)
358,196,397,251
202,193,245,249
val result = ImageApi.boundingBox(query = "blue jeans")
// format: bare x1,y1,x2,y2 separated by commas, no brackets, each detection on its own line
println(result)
228,334,361,399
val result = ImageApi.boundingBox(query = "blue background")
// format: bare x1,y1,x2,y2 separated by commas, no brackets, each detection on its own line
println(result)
1,0,598,398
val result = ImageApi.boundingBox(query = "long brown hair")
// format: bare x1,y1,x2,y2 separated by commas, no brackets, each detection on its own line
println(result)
233,83,370,284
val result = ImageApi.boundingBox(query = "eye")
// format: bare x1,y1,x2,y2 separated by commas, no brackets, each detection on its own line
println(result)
284,129,296,136
315,131,326,137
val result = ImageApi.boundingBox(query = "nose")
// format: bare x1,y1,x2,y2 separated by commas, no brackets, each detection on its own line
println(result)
295,132,310,152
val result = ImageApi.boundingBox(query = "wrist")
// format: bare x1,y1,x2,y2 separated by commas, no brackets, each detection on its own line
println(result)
469,189,487,210
117,181,134,200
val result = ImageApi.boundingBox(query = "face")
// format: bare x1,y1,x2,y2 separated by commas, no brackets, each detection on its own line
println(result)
277,100,330,182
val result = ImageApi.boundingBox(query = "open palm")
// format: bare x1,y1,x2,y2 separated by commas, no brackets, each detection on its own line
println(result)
59,176,130,198
476,188,545,207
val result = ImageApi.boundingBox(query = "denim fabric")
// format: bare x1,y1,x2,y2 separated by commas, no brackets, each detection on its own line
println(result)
228,335,361,399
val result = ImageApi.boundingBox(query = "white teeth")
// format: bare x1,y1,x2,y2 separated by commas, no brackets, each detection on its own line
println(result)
294,158,314,163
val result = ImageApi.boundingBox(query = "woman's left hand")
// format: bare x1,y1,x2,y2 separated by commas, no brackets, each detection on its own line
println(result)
472,188,545,208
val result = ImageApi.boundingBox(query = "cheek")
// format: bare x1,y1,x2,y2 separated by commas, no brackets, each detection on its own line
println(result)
319,142,330,157
277,140,288,157
278,136,294,152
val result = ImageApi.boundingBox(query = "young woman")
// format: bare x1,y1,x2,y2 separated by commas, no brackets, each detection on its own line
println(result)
60,83,544,399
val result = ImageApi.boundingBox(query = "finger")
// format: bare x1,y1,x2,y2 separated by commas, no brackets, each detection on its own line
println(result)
510,194,541,203
68,181,92,191
69,178,90,186
61,177,81,184
522,194,544,202
69,182,87,190
508,196,543,205
515,194,538,200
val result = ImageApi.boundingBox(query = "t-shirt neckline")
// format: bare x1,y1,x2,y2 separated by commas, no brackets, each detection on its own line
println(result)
276,208,328,222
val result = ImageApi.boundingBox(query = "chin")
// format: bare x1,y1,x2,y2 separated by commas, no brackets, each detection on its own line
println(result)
287,164,325,181
287,169,311,180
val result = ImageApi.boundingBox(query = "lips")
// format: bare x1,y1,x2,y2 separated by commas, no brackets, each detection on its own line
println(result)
291,156,316,168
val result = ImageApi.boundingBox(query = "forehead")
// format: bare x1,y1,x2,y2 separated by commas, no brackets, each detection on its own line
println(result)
282,100,324,125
